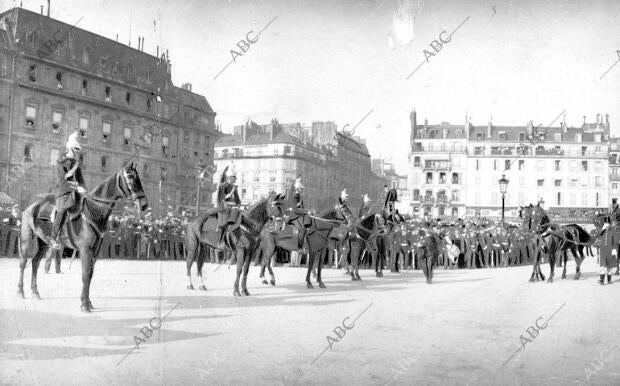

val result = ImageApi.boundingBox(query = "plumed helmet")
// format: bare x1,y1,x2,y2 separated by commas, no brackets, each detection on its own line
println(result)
340,189,348,202
66,131,81,151
363,193,371,204
294,177,304,191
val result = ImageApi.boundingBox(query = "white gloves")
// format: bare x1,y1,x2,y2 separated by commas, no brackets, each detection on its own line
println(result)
613,249,617,256
77,186,87,194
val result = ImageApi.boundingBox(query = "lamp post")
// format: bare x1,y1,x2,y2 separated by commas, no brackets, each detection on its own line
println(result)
498,174,509,225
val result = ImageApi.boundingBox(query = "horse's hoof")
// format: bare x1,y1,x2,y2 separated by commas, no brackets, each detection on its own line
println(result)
574,274,580,280
351,276,357,281
269,279,275,286
187,284,194,290
261,280,269,285
17,290,24,299
81,304,91,313
32,292,41,300
306,282,314,289
88,301,95,310
318,282,326,289
355,274,362,281
547,278,554,283
233,289,242,297
561,274,566,279
615,271,620,276
198,285,207,291
241,288,251,296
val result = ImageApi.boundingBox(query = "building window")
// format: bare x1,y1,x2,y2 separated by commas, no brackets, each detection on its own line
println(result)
595,161,602,171
439,172,446,184
101,156,108,171
82,79,88,96
581,146,587,156
518,160,524,170
596,192,600,207
82,49,89,64
537,179,544,187
557,192,561,206
162,135,169,154
23,144,33,161
104,86,112,102
426,172,433,185
183,130,190,143
582,161,588,171
451,190,459,202
102,121,111,141
554,179,562,187
25,104,37,128
613,183,619,190
125,92,131,105
595,176,603,187
123,127,132,145
555,160,560,171
56,72,63,88
569,178,578,188
79,116,89,137
505,160,511,170
51,110,63,133
28,64,36,82
452,173,459,184
50,149,59,165
493,160,498,171
475,159,480,171
414,156,420,167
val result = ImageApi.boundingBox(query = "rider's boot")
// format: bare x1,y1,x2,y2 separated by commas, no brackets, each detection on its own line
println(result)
607,274,612,284
599,274,605,285
217,226,226,250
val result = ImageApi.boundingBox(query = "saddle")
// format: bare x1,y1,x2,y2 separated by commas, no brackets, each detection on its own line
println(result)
37,193,86,224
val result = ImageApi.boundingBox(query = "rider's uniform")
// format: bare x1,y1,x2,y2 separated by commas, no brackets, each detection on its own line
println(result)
216,179,241,244
51,154,85,244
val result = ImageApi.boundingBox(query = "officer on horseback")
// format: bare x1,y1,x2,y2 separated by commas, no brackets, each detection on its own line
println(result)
216,166,241,249
610,198,620,223
384,184,398,215
49,131,87,250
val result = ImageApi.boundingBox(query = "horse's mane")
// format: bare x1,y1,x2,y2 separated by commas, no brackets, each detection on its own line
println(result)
321,207,338,219
359,213,375,229
245,197,270,225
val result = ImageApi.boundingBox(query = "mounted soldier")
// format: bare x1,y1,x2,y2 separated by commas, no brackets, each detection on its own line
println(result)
610,198,620,223
216,166,241,249
358,194,372,218
284,177,310,252
384,184,398,215
49,131,87,251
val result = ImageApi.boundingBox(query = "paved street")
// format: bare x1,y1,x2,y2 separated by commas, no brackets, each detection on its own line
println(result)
0,256,619,385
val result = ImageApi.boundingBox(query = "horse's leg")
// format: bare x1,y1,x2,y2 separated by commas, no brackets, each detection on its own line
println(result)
185,233,198,290
317,249,326,288
305,249,315,289
574,246,583,280
80,248,94,312
547,250,555,283
351,240,361,281
196,245,207,291
241,248,251,296
17,236,31,298
233,247,244,297
30,244,46,299
561,249,568,279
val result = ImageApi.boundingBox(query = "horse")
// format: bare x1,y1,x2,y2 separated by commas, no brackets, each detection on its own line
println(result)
184,194,282,296
18,162,148,312
258,205,347,289
349,213,387,278
520,206,591,282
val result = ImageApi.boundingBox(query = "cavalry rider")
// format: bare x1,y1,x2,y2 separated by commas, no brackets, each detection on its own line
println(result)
216,166,241,249
358,194,372,218
531,198,549,232
283,177,310,252
384,184,398,215
49,131,87,250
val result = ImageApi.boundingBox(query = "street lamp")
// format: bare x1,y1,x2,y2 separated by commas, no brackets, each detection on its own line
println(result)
498,174,509,225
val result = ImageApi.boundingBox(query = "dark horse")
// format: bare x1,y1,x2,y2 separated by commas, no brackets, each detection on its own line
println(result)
184,194,282,296
18,162,148,312
259,205,347,288
520,206,591,282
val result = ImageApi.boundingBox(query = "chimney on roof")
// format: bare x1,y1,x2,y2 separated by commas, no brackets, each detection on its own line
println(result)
487,117,492,138
527,120,533,136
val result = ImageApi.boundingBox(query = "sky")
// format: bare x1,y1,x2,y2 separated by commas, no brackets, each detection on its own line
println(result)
4,0,620,174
